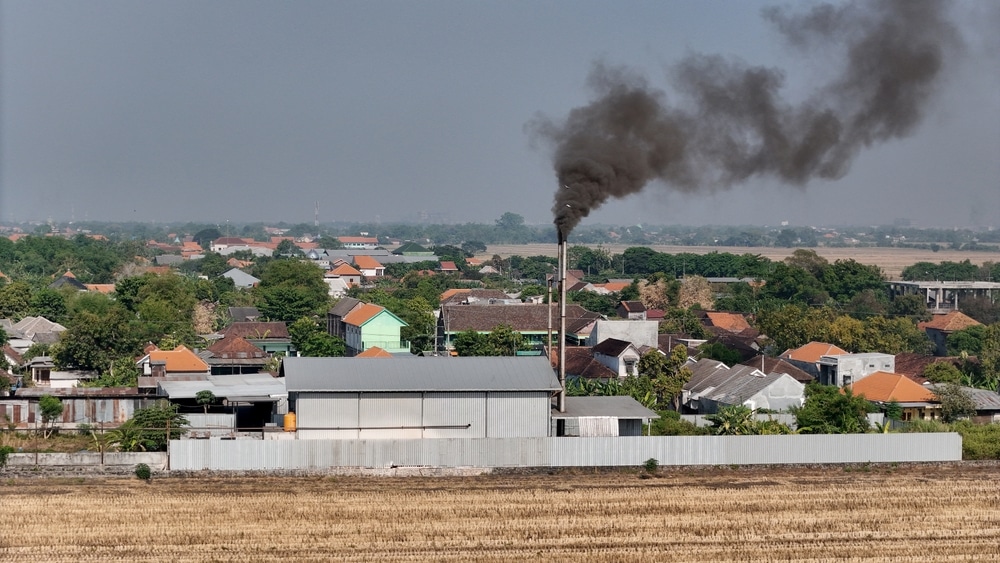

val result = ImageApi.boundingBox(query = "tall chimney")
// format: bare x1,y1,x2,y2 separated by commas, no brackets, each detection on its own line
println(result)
557,232,567,413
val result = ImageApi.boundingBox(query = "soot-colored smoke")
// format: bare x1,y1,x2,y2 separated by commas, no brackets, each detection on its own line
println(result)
534,0,959,237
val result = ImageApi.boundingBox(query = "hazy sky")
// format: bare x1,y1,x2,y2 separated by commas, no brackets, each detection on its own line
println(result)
2,0,998,229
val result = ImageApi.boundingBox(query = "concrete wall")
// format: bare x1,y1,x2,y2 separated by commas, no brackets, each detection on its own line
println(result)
6,451,167,470
589,320,659,349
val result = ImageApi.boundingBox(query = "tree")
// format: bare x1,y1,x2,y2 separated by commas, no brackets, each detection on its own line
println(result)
785,248,828,276
980,324,1000,383
495,212,524,230
107,401,188,452
922,362,963,384
677,276,713,310
273,239,301,257
29,288,68,323
0,281,32,319
706,405,757,435
453,330,490,357
288,317,346,357
933,383,976,423
461,241,487,256
637,346,692,411
256,260,330,322
946,325,986,356
821,259,885,304
697,342,742,366
486,324,527,356
195,390,216,414
39,395,64,438
792,384,874,434
192,227,222,250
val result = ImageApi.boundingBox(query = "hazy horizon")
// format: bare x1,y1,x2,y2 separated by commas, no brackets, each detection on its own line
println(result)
2,1,998,229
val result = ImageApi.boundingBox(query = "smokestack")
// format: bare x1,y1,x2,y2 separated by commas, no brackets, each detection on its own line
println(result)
558,235,567,413
535,0,960,236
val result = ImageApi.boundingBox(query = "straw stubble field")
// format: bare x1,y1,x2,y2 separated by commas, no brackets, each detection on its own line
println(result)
2,464,999,562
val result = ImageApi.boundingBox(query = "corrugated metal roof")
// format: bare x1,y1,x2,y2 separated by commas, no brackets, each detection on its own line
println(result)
283,355,561,392
551,396,660,419
157,374,286,400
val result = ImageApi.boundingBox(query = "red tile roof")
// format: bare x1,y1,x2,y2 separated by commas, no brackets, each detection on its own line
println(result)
330,263,362,276
353,255,384,270
343,303,385,326
704,312,751,333
918,311,982,333
356,346,394,358
781,342,848,363
148,345,209,373
851,371,936,403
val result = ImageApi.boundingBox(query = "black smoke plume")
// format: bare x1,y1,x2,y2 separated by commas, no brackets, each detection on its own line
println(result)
533,0,960,238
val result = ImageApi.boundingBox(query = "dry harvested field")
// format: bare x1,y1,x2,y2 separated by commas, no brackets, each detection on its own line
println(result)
485,244,1000,280
2,464,1000,562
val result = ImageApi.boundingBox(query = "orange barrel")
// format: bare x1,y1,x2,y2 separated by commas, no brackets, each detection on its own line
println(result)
283,412,297,432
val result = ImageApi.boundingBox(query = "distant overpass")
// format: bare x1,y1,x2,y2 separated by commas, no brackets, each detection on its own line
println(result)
888,280,1000,310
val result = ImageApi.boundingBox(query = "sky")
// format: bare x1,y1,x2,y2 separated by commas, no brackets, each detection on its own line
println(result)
1,0,998,229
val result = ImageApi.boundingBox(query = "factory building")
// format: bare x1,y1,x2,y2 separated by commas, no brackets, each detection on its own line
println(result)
282,355,561,439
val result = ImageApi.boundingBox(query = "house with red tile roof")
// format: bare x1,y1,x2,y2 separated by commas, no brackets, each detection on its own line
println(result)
342,303,409,356
438,261,459,273
850,371,940,421
780,341,849,379
918,311,982,356
353,255,385,277
136,345,210,377
328,263,362,286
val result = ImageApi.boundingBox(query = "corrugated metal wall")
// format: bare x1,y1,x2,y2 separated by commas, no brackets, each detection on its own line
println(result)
0,397,156,428
359,393,422,439
486,392,550,437
169,433,962,471
423,392,486,438
295,391,550,440
297,393,360,439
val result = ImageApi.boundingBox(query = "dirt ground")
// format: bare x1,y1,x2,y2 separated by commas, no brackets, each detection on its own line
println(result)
2,463,999,562
484,244,1000,280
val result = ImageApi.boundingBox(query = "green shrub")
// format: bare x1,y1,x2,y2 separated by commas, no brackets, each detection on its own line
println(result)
953,421,1000,460
0,445,15,469
134,463,151,481
643,458,659,473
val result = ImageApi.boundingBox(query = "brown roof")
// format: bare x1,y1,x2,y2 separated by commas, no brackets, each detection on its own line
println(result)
619,301,645,312
221,322,290,339
851,371,936,403
780,342,848,363
548,346,617,379
704,312,752,333
207,335,267,359
440,289,510,306
741,356,814,383
443,304,600,334
892,353,971,383
439,261,459,271
338,236,379,244
599,282,630,292
918,311,982,333
593,338,635,357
